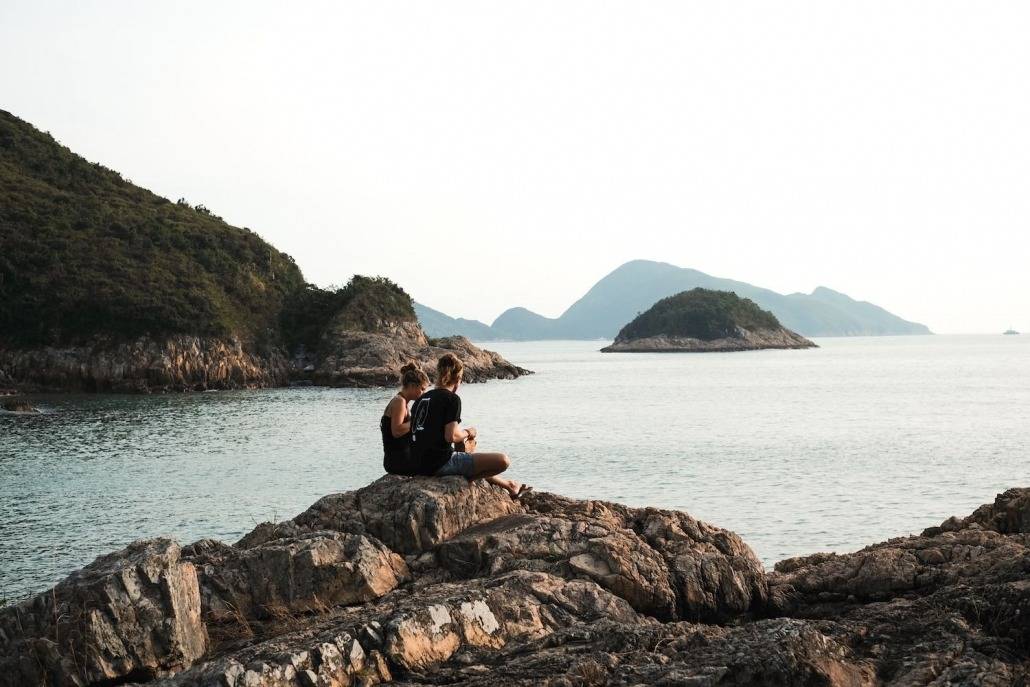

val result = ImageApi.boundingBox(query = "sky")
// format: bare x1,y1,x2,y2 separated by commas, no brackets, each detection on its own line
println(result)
1,2,1028,334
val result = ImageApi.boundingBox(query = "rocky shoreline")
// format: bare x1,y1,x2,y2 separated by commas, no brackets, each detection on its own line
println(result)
2,478,1029,686
602,327,817,353
0,336,289,393
0,331,528,394
295,320,529,388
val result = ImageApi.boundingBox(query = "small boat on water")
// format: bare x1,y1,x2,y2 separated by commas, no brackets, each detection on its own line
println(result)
1004,329,1020,335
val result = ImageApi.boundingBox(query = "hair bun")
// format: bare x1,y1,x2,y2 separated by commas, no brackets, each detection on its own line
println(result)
399,360,419,374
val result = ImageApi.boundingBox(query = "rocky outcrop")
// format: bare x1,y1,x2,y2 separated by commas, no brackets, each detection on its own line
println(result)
0,327,529,393
0,398,38,412
436,491,767,622
183,532,410,622
0,336,287,393
0,539,206,687
281,477,523,554
767,490,1030,617
602,327,816,352
301,316,528,387
8,479,1030,686
144,571,645,687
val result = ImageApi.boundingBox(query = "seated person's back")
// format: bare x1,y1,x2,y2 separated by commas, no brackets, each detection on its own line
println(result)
410,386,461,476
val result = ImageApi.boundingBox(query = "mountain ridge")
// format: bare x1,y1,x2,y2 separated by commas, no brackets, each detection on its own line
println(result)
417,259,931,340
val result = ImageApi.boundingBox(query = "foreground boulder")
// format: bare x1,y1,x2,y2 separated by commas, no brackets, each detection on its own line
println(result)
139,571,644,686
247,477,523,555
11,479,1030,686
437,492,767,622
241,477,766,622
768,491,1030,616
184,531,410,621
0,539,206,687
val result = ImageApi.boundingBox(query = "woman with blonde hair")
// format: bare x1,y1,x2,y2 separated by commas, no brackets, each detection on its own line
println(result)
381,361,431,475
410,353,530,498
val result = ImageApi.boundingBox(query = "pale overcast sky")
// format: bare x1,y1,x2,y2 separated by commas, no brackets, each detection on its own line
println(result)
2,1,1028,333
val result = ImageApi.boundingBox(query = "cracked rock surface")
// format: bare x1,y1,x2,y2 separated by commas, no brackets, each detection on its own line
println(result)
4,478,1030,686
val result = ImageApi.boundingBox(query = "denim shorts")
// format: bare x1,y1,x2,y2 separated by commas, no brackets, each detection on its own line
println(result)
434,452,476,477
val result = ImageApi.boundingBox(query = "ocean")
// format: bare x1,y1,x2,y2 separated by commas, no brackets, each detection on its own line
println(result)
1,334,1027,600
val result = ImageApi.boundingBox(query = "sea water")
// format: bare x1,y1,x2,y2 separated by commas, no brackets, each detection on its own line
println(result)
2,334,1028,600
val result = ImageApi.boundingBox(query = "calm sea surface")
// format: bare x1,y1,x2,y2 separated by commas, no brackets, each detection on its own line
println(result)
2,335,1028,600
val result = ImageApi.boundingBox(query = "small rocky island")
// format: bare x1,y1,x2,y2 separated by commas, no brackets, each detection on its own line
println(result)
3,477,1030,686
1004,330,1020,335
602,288,817,353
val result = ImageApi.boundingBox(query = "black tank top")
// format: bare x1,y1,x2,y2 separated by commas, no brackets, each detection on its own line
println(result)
381,399,416,475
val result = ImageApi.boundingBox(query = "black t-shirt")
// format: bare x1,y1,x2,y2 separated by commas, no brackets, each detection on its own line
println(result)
409,388,462,476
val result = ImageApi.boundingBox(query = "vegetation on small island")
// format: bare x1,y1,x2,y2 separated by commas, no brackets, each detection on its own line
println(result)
615,288,781,342
0,110,307,349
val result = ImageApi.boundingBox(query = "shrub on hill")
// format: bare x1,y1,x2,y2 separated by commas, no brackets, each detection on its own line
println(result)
280,275,416,353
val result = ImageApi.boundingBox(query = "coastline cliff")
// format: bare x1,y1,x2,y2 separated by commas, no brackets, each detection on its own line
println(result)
3,477,1029,685
602,288,817,353
0,110,527,392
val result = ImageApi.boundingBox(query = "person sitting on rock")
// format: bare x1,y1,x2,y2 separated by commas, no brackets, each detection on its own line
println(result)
381,361,430,476
410,352,531,499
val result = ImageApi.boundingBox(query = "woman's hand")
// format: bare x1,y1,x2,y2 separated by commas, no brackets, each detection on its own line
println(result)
465,426,477,440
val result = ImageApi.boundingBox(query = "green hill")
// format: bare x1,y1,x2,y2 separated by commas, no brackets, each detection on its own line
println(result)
615,288,781,342
0,109,305,349
0,109,529,392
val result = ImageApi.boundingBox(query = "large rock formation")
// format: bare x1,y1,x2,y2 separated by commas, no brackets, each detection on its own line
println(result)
0,539,206,686
0,336,287,393
5,479,1030,686
299,303,528,388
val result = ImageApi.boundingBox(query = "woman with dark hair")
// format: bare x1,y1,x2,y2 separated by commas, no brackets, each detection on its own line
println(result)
381,361,430,475
410,353,530,498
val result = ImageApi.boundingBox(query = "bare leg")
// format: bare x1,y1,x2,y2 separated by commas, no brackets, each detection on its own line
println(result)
486,475,520,495
470,453,521,496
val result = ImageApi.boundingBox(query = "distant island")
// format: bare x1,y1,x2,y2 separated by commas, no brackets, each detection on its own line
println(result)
1004,330,1020,335
0,110,527,392
601,288,817,353
417,259,932,341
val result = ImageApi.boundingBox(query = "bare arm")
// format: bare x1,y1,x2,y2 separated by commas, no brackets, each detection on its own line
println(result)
388,397,410,438
445,421,476,443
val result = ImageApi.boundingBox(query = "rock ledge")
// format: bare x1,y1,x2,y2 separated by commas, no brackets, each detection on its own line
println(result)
3,479,1030,686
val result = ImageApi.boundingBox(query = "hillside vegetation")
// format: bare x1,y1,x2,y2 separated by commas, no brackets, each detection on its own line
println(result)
615,288,781,342
0,109,305,348
281,275,417,353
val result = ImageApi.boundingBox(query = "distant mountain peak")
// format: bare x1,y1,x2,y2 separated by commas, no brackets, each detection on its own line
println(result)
417,259,931,341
